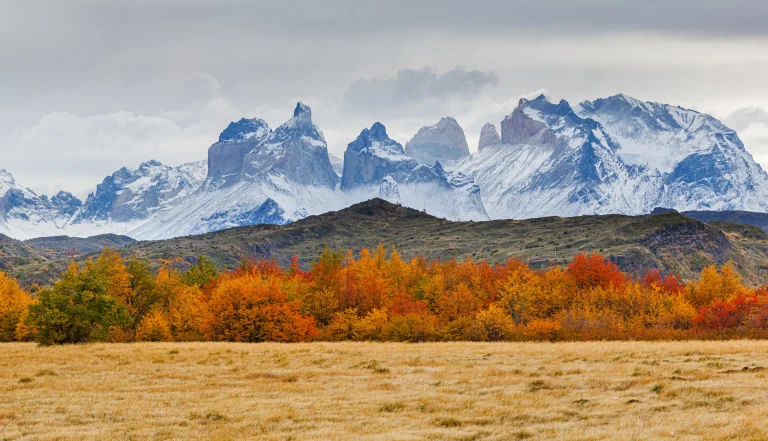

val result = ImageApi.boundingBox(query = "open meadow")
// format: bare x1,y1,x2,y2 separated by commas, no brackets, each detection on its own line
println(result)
2,341,768,441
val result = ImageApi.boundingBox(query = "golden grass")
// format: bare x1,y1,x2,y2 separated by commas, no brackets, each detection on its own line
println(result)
2,341,768,440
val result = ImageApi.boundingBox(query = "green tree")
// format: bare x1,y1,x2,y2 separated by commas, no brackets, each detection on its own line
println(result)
26,262,131,345
184,255,218,287
124,258,161,327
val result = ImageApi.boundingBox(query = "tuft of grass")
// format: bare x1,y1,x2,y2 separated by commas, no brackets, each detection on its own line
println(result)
204,412,226,422
378,402,406,413
434,417,463,428
528,379,552,392
18,377,34,384
515,430,535,440
34,369,57,377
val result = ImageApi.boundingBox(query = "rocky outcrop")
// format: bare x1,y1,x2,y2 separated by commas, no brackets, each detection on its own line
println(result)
340,122,418,190
405,117,470,165
478,123,500,150
205,118,271,190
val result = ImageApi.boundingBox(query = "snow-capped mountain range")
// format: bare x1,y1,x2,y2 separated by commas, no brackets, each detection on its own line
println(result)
456,94,768,219
2,93,767,240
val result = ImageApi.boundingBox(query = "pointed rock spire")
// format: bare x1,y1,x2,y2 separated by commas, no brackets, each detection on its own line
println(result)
478,123,501,150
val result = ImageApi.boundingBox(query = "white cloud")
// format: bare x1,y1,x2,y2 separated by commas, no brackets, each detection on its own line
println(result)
4,74,243,198
724,106,768,171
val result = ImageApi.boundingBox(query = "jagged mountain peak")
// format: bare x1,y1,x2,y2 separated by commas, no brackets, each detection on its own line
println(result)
75,160,207,224
138,159,164,169
478,123,500,150
369,121,388,139
294,101,312,119
0,170,20,192
501,94,613,151
436,116,460,128
218,117,271,143
266,102,324,147
349,122,402,152
341,122,415,190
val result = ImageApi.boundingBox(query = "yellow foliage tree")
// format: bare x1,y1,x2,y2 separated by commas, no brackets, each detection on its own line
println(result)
0,271,31,341
136,309,172,342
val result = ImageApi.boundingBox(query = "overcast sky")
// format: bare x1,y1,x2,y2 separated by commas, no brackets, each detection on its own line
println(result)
2,0,768,198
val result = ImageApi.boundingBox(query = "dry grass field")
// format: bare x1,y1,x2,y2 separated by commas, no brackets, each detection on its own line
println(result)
2,341,768,441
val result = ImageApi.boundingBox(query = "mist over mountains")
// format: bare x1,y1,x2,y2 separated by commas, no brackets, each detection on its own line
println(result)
2,93,767,241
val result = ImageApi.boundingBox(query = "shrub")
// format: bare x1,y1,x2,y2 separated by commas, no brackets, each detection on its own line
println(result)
136,309,173,342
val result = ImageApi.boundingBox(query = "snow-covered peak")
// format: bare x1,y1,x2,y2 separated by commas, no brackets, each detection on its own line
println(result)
576,94,740,172
76,160,207,223
347,122,406,157
501,95,620,157
478,123,501,150
264,102,325,150
0,170,23,196
218,117,271,143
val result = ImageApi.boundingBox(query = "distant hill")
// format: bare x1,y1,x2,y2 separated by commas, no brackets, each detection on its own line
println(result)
0,234,135,286
119,199,768,286
25,234,136,254
4,199,768,287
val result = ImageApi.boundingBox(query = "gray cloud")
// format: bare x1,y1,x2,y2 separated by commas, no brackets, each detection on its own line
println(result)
343,67,499,113
1,1,768,195
725,106,768,133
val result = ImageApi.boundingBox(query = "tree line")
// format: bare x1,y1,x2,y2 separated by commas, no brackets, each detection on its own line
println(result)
1,246,768,344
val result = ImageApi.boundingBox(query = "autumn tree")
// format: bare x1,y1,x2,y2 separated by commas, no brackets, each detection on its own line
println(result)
0,271,31,342
205,271,316,342
567,253,625,290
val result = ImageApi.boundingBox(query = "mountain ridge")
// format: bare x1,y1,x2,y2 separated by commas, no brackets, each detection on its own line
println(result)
2,93,768,240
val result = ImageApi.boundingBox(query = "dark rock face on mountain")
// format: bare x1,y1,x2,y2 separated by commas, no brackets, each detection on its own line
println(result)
49,192,83,217
405,117,470,165
478,123,500,150
340,122,418,190
75,160,206,223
